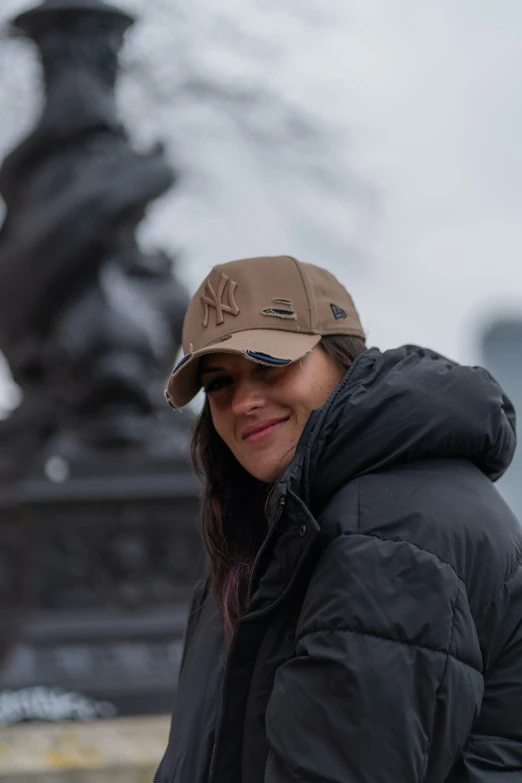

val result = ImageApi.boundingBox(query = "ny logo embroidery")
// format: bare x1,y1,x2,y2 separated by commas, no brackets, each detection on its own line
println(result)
201,273,240,327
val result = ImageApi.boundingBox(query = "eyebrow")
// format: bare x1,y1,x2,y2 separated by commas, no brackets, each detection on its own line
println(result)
200,365,226,376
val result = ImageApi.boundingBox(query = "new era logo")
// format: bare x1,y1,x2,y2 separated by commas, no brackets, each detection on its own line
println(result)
330,303,347,320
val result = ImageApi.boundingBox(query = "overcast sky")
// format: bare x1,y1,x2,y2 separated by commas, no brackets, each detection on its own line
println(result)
0,0,521,414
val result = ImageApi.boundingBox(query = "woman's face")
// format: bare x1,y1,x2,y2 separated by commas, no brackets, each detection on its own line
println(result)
200,346,344,482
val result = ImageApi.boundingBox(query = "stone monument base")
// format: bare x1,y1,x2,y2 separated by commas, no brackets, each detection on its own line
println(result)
0,451,201,724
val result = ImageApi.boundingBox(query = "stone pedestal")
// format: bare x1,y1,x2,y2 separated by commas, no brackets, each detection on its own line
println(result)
0,454,201,723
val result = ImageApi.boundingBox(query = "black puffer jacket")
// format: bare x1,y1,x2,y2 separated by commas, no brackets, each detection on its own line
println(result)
156,346,522,783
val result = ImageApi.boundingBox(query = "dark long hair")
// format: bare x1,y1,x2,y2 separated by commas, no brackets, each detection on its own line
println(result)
191,334,367,640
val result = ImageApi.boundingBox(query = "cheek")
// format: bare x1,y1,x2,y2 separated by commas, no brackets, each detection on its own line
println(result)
283,366,341,415
310,378,336,409
269,388,313,435
208,402,233,447
281,379,324,414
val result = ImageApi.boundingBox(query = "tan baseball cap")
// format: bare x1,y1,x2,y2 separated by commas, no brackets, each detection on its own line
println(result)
165,255,364,408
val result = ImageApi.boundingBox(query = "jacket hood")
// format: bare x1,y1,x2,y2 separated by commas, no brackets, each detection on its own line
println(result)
297,345,516,515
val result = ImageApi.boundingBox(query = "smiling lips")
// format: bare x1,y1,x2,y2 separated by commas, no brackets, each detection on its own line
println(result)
242,417,289,443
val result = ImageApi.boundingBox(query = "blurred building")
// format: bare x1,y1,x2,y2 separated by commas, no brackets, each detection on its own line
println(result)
482,319,522,520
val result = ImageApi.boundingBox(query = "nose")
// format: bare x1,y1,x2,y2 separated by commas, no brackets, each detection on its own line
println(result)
231,376,265,417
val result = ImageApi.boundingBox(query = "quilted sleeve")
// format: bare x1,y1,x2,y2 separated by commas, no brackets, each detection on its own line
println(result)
264,533,484,783
453,559,522,780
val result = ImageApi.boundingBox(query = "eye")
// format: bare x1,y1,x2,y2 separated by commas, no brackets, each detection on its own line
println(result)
203,375,231,394
257,363,285,381
255,363,270,374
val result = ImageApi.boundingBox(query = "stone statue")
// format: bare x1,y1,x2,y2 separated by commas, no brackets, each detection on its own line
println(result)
0,0,189,480
0,3,200,714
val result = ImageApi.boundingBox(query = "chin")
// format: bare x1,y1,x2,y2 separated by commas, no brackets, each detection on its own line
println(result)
242,461,272,483
246,452,295,484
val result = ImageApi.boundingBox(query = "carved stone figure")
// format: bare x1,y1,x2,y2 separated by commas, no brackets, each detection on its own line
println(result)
0,0,189,479
0,2,199,716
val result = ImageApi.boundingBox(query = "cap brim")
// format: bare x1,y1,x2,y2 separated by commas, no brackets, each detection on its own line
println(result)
165,329,321,409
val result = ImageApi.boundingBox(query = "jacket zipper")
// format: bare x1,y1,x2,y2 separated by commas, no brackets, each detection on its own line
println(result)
177,622,190,680
246,494,286,608
208,493,286,783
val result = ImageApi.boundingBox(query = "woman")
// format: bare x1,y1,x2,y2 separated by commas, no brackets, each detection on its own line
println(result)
156,255,522,783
